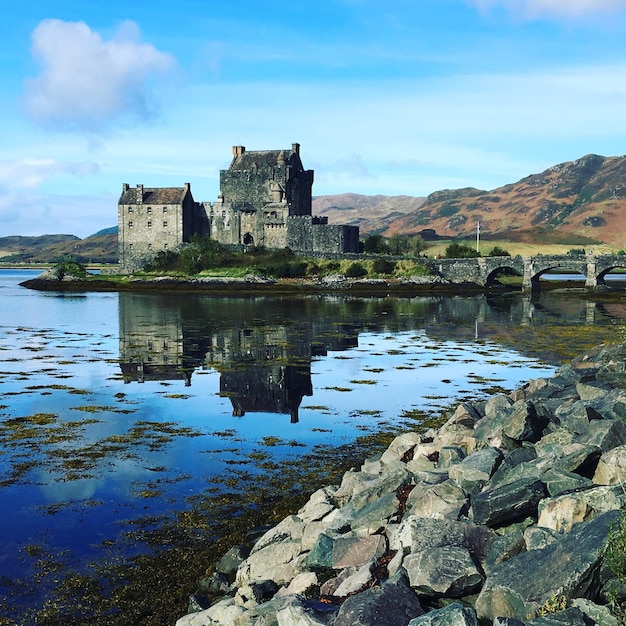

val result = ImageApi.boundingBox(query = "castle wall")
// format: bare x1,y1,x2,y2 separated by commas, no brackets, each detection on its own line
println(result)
286,217,360,254
264,223,288,249
221,166,279,209
118,201,184,271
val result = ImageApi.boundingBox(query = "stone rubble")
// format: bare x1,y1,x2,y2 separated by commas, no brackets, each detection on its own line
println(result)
177,341,626,626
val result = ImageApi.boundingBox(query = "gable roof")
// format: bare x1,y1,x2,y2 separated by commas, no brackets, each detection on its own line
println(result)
119,186,190,205
230,149,299,171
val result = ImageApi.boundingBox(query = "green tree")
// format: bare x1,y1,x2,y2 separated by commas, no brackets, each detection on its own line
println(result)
363,235,389,254
386,234,427,256
445,243,480,258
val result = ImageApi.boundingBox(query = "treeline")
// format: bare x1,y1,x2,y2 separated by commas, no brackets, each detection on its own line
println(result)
144,237,310,277
141,236,430,279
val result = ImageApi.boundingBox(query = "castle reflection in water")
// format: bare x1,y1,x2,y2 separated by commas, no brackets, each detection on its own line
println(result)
118,290,626,422
118,293,364,423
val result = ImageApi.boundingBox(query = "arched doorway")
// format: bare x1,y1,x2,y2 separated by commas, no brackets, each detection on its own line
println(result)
243,233,254,245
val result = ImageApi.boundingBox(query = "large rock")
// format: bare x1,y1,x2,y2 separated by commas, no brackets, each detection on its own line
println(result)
526,606,590,625
175,597,245,626
470,477,547,527
236,540,304,586
389,516,494,569
331,573,424,626
593,444,626,485
475,510,620,621
275,597,331,625
404,546,483,597
501,400,548,443
297,487,337,523
448,447,503,494
331,535,386,570
405,479,468,519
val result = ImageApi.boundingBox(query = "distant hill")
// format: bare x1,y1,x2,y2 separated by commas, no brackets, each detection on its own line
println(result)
312,193,426,235
0,231,118,264
382,154,626,247
90,226,118,237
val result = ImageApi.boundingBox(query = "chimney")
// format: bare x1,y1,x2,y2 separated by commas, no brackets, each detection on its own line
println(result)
122,183,129,193
184,182,191,192
137,184,144,204
291,143,300,155
232,146,246,157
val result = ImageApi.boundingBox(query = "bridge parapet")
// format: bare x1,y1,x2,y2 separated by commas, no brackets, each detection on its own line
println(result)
425,254,626,292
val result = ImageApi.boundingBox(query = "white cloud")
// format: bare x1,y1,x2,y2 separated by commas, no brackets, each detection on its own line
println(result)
0,159,99,189
0,159,109,237
23,19,175,132
0,189,115,237
467,0,626,19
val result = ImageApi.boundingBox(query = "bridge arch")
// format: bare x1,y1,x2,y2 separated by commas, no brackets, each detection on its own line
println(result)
523,257,588,292
596,260,626,287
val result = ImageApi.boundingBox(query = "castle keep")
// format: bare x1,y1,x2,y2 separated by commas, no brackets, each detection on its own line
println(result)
118,143,359,271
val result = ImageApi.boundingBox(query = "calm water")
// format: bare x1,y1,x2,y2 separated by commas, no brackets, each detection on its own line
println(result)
0,269,625,621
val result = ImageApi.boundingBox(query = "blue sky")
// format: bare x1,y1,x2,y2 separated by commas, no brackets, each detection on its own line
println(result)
3,0,626,237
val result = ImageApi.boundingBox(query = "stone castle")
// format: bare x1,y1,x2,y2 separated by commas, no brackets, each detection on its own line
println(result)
118,143,359,271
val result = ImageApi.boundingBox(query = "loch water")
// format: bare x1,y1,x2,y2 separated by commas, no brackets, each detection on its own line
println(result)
0,269,625,621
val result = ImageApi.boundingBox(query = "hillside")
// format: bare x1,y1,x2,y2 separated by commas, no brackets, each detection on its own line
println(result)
312,193,426,234
383,154,626,247
0,232,118,264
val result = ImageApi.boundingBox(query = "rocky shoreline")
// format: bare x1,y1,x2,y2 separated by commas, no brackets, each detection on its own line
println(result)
19,268,483,297
176,341,626,626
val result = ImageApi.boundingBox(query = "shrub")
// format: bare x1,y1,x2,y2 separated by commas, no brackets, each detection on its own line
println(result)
258,261,307,278
487,246,511,257
345,262,368,278
568,248,586,256
372,258,396,275
54,259,88,279
445,243,480,259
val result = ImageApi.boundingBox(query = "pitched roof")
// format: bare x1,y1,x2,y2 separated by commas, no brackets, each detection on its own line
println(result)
119,186,190,205
230,149,296,171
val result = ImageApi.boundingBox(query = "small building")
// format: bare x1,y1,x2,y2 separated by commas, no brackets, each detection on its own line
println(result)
118,144,359,272
118,182,197,272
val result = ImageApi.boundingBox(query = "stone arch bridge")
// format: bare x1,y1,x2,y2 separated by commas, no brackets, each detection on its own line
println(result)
425,254,626,292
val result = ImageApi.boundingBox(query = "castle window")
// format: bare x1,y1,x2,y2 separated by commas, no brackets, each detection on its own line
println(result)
163,207,168,213
128,221,133,228
148,243,152,250
147,207,152,214
164,243,168,250
163,220,168,228
128,206,133,213
147,221,152,228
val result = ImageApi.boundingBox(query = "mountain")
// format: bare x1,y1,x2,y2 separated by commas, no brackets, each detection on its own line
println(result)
312,193,426,234
382,154,626,247
0,231,118,264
